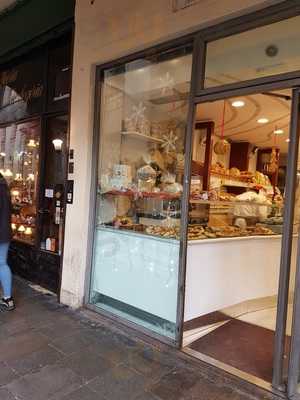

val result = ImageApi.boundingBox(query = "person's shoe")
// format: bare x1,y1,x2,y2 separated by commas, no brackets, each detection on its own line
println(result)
0,297,15,311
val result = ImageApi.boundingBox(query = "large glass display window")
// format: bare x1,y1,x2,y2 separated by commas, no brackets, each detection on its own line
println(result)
90,44,193,339
0,119,40,245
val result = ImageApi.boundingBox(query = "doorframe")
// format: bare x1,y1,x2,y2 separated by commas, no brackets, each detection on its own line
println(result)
179,80,300,395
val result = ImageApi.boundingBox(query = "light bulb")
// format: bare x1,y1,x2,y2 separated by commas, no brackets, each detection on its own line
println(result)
231,100,245,108
25,227,32,235
257,118,269,124
274,129,284,135
27,139,36,148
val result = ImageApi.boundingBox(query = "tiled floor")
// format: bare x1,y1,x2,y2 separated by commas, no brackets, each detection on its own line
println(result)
0,277,282,400
184,304,293,382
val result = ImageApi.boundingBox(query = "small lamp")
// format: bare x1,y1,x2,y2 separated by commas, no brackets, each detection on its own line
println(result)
52,139,63,151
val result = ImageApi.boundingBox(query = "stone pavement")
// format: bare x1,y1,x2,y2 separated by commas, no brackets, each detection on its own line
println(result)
0,278,282,400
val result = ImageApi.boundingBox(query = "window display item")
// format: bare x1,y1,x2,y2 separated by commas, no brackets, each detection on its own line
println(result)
214,139,230,155
164,182,183,194
161,172,176,184
110,164,132,190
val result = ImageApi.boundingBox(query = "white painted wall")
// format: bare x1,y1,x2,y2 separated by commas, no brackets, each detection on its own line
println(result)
60,0,284,307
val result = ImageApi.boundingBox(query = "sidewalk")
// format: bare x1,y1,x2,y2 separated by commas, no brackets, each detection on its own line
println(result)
0,278,281,400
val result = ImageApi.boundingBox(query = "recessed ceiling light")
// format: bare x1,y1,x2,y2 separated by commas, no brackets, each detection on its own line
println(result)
286,138,290,142
257,118,269,124
232,100,245,108
274,129,284,135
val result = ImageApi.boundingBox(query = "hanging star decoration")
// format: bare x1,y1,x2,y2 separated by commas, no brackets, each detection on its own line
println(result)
131,102,146,128
161,130,178,154
159,72,175,95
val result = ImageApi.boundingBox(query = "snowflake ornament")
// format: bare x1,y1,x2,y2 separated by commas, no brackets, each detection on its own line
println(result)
131,102,146,127
161,130,178,154
159,72,175,95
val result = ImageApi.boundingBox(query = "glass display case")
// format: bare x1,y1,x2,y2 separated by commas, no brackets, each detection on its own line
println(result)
0,119,40,245
90,44,193,338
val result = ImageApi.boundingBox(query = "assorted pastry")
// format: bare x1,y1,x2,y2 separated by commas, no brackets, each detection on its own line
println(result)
145,225,180,239
187,224,276,240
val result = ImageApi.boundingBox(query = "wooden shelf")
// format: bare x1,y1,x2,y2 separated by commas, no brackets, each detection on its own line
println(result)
121,131,164,144
189,199,272,207
102,189,181,200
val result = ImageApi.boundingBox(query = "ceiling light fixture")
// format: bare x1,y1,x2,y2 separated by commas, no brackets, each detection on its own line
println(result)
257,118,269,124
274,128,284,135
231,100,245,108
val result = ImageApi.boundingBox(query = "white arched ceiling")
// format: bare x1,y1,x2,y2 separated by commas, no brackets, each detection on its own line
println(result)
196,89,292,154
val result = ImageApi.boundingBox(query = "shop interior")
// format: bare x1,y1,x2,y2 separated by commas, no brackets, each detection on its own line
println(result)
183,89,298,383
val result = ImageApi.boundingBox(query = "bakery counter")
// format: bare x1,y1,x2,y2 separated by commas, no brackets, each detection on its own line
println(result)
184,234,298,322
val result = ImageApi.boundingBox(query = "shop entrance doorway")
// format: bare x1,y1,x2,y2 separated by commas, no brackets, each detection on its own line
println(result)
182,87,300,390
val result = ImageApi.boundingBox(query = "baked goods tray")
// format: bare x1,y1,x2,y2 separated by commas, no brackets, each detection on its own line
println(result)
96,225,178,244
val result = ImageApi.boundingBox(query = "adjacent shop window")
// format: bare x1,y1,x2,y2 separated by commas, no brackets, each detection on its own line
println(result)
39,115,68,254
90,44,193,338
0,119,40,244
205,15,300,88
0,54,45,124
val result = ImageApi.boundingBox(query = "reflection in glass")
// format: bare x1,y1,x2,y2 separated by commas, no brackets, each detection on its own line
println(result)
90,45,193,338
205,15,300,88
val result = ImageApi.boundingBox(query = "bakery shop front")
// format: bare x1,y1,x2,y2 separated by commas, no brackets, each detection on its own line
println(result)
86,4,300,398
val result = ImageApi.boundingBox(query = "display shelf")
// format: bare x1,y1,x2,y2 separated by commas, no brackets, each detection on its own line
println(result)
12,237,35,245
96,225,179,244
102,189,181,200
210,172,273,192
121,131,164,144
189,199,272,207
210,171,253,187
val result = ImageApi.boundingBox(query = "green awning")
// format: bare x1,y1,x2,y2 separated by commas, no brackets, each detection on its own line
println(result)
0,0,75,64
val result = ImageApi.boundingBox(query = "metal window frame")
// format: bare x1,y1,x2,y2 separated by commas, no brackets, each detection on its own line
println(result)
85,0,300,392
286,89,300,399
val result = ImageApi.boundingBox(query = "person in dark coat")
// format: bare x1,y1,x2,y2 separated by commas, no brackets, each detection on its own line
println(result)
0,173,15,310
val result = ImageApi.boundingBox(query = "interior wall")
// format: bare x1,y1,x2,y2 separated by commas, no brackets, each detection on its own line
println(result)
61,0,285,308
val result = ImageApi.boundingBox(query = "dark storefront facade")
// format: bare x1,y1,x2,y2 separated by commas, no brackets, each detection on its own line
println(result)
0,0,74,293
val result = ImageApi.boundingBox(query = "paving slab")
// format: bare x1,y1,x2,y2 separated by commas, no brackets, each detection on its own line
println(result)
0,277,283,400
